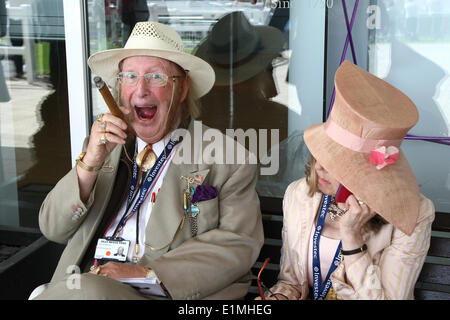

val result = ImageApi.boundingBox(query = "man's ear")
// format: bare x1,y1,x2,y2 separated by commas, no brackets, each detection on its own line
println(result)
179,73,190,103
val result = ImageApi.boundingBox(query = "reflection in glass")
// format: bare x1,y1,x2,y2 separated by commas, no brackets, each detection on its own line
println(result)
88,1,309,199
0,0,69,228
367,0,450,212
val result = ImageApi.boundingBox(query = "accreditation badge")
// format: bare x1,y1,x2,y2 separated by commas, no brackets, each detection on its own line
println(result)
94,238,130,262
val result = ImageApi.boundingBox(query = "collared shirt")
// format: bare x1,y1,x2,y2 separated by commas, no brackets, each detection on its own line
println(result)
104,133,178,262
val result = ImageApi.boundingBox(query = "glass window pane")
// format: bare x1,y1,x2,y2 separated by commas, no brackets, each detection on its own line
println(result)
0,0,69,228
369,0,450,213
87,0,325,200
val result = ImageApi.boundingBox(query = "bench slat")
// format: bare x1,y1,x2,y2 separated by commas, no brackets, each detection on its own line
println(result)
418,263,450,286
257,244,282,265
414,289,450,300
262,217,282,240
427,236,450,258
433,212,450,232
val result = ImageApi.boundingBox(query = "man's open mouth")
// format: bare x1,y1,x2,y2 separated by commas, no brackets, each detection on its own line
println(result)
135,105,157,120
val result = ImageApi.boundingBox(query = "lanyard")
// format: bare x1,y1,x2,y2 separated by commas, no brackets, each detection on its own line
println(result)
312,194,342,300
110,139,178,239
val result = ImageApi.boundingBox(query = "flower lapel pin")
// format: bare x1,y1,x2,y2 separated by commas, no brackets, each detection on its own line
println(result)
180,174,217,237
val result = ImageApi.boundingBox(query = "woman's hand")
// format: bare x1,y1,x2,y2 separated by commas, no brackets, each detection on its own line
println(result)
340,195,376,240
339,195,376,266
89,262,147,279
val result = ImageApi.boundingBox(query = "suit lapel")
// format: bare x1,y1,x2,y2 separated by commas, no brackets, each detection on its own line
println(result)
144,120,210,260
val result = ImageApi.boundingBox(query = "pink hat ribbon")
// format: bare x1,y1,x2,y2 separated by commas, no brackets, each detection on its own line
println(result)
324,119,401,170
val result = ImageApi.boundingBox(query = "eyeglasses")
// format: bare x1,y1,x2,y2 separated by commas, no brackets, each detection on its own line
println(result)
117,72,184,87
257,258,278,300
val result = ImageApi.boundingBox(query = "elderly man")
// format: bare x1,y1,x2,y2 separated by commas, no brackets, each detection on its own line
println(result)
34,22,263,300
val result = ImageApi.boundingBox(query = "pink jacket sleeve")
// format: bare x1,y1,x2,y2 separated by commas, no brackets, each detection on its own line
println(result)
266,181,305,300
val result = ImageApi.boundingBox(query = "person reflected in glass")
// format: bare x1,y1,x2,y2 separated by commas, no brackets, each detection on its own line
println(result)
195,11,288,144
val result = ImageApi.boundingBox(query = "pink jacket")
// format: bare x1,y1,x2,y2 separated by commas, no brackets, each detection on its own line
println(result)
269,178,435,300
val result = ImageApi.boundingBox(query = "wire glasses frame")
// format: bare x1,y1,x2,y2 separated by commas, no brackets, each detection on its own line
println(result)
257,258,278,300
117,72,184,87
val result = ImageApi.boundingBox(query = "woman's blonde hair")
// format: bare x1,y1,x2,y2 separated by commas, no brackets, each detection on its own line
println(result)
304,155,387,233
305,156,319,198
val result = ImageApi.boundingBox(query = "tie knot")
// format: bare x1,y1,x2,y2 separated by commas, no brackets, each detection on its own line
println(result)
136,144,157,172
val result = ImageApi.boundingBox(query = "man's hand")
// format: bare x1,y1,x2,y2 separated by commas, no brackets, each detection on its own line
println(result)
89,262,147,279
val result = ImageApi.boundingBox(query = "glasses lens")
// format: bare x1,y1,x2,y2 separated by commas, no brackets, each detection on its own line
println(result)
118,72,169,87
118,72,138,85
145,73,168,87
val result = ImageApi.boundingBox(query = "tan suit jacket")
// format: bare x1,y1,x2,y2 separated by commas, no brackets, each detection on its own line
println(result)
39,120,264,299
269,178,434,300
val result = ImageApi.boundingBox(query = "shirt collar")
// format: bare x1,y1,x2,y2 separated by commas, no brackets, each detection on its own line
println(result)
136,132,174,157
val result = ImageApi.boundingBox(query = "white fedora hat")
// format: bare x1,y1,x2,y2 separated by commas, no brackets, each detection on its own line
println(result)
88,21,215,99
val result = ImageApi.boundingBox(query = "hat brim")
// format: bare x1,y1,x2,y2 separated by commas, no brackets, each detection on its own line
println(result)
304,123,420,235
194,26,282,86
88,48,215,99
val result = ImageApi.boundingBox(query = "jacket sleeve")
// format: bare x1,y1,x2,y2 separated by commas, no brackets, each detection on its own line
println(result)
146,163,264,300
38,138,97,244
331,196,435,300
266,181,304,300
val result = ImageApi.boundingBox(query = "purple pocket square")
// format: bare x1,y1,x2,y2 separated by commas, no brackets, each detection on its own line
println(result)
192,185,217,203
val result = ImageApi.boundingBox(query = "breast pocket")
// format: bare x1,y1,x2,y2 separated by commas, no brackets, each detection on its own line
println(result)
195,197,219,233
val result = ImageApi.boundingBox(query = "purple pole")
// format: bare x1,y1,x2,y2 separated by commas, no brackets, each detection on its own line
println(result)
342,0,358,65
405,134,450,146
327,0,360,119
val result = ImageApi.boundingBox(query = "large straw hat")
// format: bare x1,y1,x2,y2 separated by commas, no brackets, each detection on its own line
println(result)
304,61,420,236
195,11,283,86
88,21,215,99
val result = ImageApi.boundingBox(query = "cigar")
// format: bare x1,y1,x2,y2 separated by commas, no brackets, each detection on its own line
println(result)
94,76,135,136
93,76,124,120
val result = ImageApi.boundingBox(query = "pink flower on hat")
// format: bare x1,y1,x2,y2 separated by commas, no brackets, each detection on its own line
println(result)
370,146,400,170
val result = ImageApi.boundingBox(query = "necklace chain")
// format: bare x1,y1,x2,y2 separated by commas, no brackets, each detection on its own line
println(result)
328,197,347,221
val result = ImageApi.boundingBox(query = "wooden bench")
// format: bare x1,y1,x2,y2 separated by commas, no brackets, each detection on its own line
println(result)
246,197,450,300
